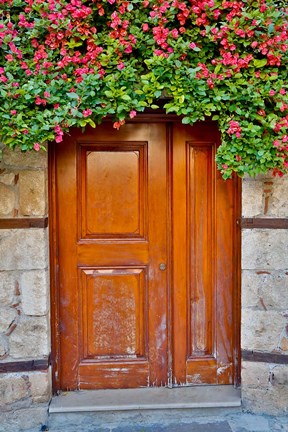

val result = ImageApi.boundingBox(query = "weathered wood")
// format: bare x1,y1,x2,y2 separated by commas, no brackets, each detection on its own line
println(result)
242,350,288,364
172,123,240,386
50,121,240,391
0,217,48,229
240,218,288,229
53,123,169,390
0,357,50,373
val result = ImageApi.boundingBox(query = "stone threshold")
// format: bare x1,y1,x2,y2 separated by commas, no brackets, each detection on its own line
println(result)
49,385,241,413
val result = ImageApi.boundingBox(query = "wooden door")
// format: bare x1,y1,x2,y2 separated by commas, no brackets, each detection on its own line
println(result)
172,123,240,385
50,120,240,391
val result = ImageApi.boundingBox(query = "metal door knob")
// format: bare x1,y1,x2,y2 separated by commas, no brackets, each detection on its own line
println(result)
159,263,167,271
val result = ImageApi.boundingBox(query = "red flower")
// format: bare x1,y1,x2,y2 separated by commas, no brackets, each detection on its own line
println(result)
83,109,92,117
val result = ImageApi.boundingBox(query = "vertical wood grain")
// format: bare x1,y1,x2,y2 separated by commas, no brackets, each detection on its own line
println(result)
50,119,240,391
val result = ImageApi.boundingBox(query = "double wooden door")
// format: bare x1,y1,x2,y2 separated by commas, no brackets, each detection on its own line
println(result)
50,121,240,391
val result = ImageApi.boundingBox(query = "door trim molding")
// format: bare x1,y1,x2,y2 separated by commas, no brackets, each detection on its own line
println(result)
233,176,242,386
49,143,61,391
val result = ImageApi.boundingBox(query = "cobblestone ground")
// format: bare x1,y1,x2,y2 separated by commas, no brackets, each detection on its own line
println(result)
1,410,288,432
44,412,288,432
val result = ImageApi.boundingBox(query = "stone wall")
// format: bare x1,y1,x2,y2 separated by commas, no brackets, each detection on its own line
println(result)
0,146,51,430
241,174,288,415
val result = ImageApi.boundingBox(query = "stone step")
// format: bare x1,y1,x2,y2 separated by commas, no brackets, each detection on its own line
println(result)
48,385,241,431
49,385,241,413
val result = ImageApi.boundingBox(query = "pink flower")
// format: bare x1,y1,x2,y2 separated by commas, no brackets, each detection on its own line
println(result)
269,90,276,96
171,29,179,39
117,62,125,70
142,23,149,32
10,110,17,115
222,164,228,170
227,120,242,136
33,143,40,151
44,91,50,98
129,110,137,118
55,135,63,143
189,42,196,49
83,109,92,117
279,88,286,95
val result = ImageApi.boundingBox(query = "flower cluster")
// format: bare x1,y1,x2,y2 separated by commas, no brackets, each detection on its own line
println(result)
0,0,287,178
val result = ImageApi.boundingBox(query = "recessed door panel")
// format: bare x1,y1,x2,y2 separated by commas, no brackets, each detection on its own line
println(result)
80,267,146,359
80,143,147,239
188,144,214,358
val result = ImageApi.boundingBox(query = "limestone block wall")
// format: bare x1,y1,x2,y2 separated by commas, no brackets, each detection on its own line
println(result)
241,174,288,414
0,146,50,430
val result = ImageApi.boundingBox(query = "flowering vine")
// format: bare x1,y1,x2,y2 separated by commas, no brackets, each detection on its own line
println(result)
0,0,287,178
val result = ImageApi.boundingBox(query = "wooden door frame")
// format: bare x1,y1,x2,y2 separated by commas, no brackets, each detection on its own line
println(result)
49,115,241,392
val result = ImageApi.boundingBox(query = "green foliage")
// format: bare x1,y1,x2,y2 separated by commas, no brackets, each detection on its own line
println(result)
0,0,287,178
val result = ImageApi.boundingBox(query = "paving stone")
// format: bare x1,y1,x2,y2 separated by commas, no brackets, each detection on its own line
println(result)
115,422,232,431
228,413,270,432
46,411,288,432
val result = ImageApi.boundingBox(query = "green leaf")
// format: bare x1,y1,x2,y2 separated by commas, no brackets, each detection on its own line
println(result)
253,59,267,68
122,94,131,101
67,93,79,99
104,91,114,98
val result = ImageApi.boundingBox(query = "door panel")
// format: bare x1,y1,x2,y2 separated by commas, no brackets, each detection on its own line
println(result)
55,123,168,389
80,144,147,239
80,268,145,358
172,123,238,385
51,120,240,391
